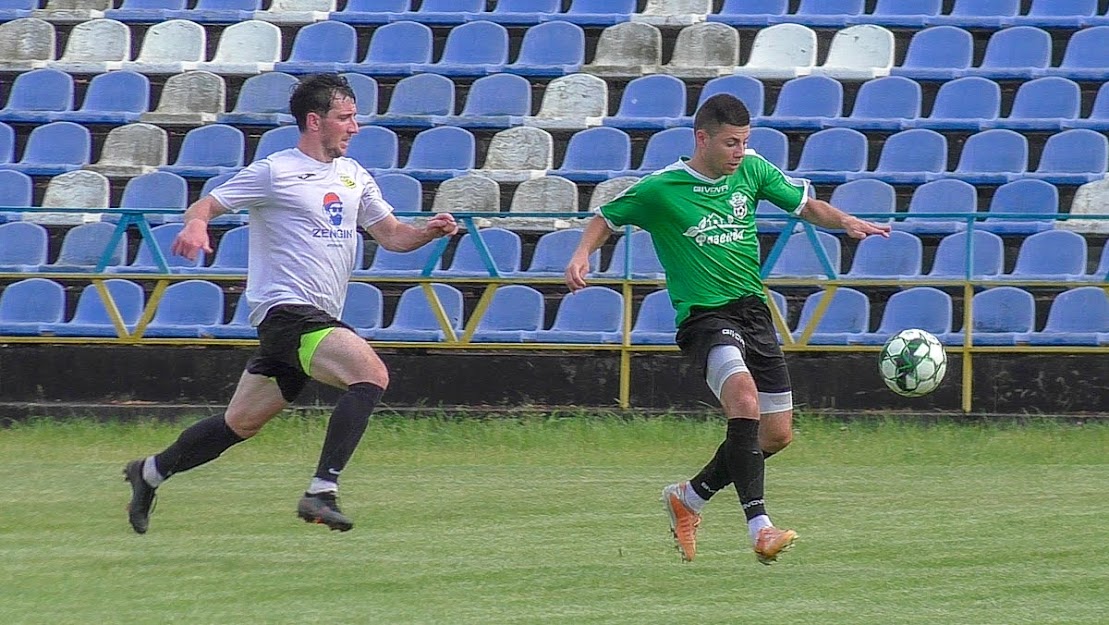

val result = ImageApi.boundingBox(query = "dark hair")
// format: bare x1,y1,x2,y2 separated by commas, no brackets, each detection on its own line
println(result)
693,94,751,134
289,74,357,131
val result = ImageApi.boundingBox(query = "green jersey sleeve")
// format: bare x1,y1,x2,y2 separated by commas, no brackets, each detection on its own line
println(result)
596,180,650,230
750,155,809,215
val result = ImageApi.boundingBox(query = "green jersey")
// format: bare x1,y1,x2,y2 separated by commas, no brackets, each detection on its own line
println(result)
597,154,808,325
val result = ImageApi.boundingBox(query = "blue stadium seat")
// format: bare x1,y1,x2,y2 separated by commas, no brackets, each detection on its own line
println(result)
926,230,1004,279
850,287,952,345
0,277,65,336
630,289,676,345
340,282,384,339
0,121,13,166
981,179,1058,235
790,127,867,183
112,222,205,273
904,76,999,130
1036,26,1109,81
984,77,1080,131
199,292,256,339
40,279,145,337
470,284,546,343
1027,129,1108,185
481,0,561,25
861,0,942,27
1012,0,1097,28
143,280,224,337
375,283,464,342
184,224,248,274
413,21,509,76
959,26,1051,80
343,20,432,75
434,227,522,277
275,21,358,74
355,239,442,277
792,287,870,344
527,286,623,343
252,125,300,162
828,178,896,224
766,75,843,130
514,229,600,278
766,230,841,278
850,129,946,184
375,172,422,213
0,221,48,271
186,172,249,227
747,127,788,170
0,169,33,223
946,129,1027,184
899,179,977,235
38,222,127,273
116,171,188,227
347,126,399,171
696,75,765,120
599,230,664,279
393,0,482,24
891,26,973,80
602,74,687,130
925,0,1020,28
106,0,187,22
169,0,259,23
556,0,634,26
161,124,245,178
400,126,474,181
553,127,631,183
1068,81,1109,131
823,76,920,131
0,68,74,124
331,0,409,25
218,72,298,126
1093,245,1109,280
432,73,530,129
505,21,584,77
845,230,923,279
374,73,455,128
4,121,90,176
776,0,864,27
1021,287,1109,345
623,127,694,177
54,71,149,124
941,286,1035,346
0,0,35,21
998,230,1087,282
341,73,379,118
708,0,787,26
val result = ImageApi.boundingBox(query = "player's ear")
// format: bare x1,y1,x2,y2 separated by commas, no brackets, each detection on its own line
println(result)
305,111,321,132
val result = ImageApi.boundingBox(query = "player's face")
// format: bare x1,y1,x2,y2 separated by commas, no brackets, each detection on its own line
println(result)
697,124,750,178
316,96,359,159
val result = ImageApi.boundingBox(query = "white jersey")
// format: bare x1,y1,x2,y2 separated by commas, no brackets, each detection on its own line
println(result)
209,148,393,326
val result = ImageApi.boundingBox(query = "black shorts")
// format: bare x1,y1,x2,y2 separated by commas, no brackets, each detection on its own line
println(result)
675,295,792,394
245,304,354,402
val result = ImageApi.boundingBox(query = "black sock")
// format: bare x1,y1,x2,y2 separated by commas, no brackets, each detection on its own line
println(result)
724,418,767,521
762,449,777,460
313,382,384,484
153,415,245,479
690,442,731,500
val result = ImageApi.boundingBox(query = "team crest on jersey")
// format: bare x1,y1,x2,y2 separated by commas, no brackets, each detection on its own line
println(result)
323,192,344,226
729,192,748,219
338,174,356,189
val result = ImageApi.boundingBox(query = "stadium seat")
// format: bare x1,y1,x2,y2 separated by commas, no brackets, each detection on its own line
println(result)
792,287,870,344
195,19,281,75
945,129,1027,184
1012,0,1097,29
470,285,546,343
36,222,126,272
859,0,941,27
904,76,999,131
1021,287,1109,345
515,229,600,278
623,127,694,177
254,0,337,24
184,224,248,274
926,230,1004,279
161,124,245,178
112,222,204,273
0,221,48,271
850,287,952,345
34,170,110,225
86,122,168,178
0,0,35,21
1027,129,1108,185
345,126,399,172
218,72,297,126
499,175,577,229
478,127,553,180
0,277,65,336
778,0,863,27
0,121,13,165
506,20,584,76
708,0,787,26
1068,82,1109,131
811,24,895,80
375,283,464,342
658,22,738,79
104,0,187,22
433,73,529,129
557,0,635,26
4,120,89,175
630,289,677,345
0,17,56,71
375,173,421,213
339,73,379,118
140,70,225,127
583,21,662,77
340,282,383,339
40,279,145,337
54,70,149,124
926,0,1020,28
115,171,188,228
435,228,522,277
0,169,33,223
691,75,765,123
375,73,454,128
142,280,224,337
845,230,923,279
960,26,1051,80
766,230,841,278
199,292,255,339
274,21,356,74
790,127,867,183
827,179,896,224
480,0,560,25
355,240,442,277
942,286,1035,346
733,23,817,80
984,77,1080,131
186,173,247,226
891,26,973,80
553,127,631,183
170,0,260,23
524,73,607,130
748,127,789,170
1035,26,1109,81
602,74,686,130
393,0,482,25
765,75,842,130
251,126,299,162
330,0,408,24
430,174,499,216
999,230,1088,282
340,20,430,76
633,0,713,27
400,126,474,181
0,67,73,123
849,129,946,184
899,179,977,235
527,286,623,343
600,230,664,279
413,20,508,76
121,19,206,74
980,179,1058,235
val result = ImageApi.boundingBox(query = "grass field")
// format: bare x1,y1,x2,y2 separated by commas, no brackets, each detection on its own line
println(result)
1,414,1106,625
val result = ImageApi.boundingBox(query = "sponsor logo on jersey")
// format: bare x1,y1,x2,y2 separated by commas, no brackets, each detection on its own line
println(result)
339,174,357,189
692,184,728,195
323,192,344,226
683,212,749,247
296,173,316,180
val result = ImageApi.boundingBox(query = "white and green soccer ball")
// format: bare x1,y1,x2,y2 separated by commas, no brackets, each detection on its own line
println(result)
878,329,948,397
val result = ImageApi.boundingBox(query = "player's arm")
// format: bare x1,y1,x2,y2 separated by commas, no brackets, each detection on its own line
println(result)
799,197,890,239
366,213,459,252
565,216,614,292
170,195,230,261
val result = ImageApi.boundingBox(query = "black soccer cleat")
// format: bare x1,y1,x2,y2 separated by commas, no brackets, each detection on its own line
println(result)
297,492,353,532
123,459,157,534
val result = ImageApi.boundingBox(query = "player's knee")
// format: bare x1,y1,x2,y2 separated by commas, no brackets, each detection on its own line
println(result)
761,424,793,453
224,410,265,439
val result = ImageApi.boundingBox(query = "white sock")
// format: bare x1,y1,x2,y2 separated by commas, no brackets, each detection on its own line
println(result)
142,456,165,488
307,478,338,495
682,482,708,513
747,514,772,544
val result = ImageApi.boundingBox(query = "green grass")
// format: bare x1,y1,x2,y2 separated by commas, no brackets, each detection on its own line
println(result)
1,415,1106,625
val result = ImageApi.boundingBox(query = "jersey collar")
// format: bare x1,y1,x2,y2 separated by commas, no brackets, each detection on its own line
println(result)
676,157,726,184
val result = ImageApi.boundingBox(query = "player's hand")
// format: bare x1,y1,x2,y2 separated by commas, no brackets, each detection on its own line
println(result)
564,254,591,293
170,221,213,261
424,213,459,238
844,216,891,240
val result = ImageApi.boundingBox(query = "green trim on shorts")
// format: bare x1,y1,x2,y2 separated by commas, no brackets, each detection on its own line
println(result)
298,327,335,377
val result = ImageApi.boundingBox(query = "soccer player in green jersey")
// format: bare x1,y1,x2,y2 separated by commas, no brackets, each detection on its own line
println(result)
565,94,890,564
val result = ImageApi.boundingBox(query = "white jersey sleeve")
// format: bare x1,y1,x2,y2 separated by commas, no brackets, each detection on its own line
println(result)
357,168,394,231
208,160,272,213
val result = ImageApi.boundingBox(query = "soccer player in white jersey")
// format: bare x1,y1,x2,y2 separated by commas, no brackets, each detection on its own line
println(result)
565,95,890,564
123,74,459,534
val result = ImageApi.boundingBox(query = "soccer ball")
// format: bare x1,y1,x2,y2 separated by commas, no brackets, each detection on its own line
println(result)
878,329,947,397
